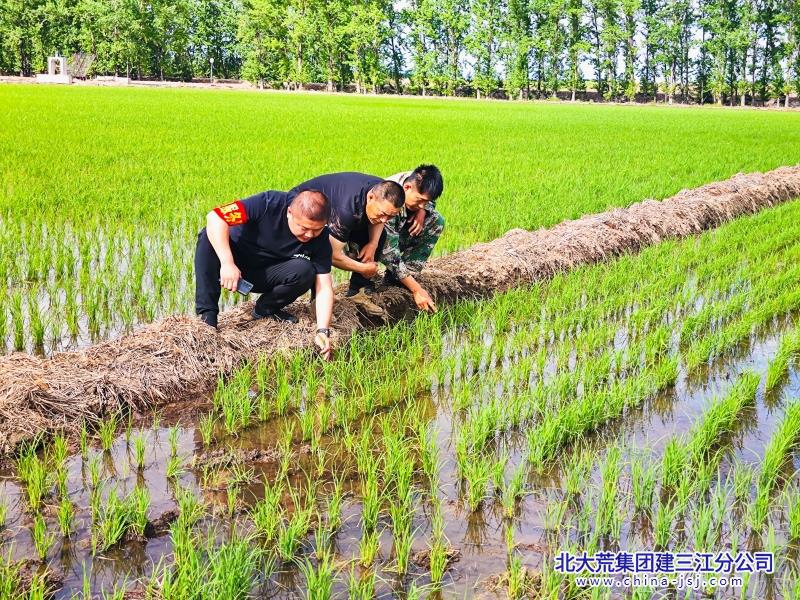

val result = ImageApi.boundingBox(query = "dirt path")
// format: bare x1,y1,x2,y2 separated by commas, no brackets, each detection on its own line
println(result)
1,165,799,455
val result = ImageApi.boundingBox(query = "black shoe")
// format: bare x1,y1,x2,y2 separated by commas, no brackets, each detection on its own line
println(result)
252,307,299,324
198,310,218,328
346,281,375,297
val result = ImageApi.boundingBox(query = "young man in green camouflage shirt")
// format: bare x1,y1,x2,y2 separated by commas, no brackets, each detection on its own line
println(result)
380,165,445,312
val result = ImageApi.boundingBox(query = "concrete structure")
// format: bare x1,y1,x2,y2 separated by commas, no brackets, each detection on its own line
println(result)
36,55,72,84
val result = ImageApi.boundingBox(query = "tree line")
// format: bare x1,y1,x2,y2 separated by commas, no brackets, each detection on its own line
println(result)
2,0,799,105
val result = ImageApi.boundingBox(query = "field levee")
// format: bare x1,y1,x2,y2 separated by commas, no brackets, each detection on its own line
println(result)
1,165,800,455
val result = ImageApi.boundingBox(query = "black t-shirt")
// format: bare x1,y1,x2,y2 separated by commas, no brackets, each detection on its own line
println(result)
212,190,332,274
289,172,383,243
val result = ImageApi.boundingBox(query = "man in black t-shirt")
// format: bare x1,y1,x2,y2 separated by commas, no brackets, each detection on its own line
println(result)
289,172,405,296
194,189,334,359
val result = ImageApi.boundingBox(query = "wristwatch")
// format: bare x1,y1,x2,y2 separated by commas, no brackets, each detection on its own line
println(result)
316,327,331,336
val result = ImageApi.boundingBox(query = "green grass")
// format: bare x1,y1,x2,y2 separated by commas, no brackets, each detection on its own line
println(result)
2,85,800,351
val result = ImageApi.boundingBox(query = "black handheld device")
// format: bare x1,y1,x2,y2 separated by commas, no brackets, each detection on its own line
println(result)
220,278,254,295
236,278,254,295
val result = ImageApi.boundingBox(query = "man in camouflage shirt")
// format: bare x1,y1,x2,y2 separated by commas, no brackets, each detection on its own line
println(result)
381,165,445,312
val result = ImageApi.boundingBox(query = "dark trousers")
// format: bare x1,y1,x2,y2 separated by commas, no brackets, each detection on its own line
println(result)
348,227,387,289
194,230,315,316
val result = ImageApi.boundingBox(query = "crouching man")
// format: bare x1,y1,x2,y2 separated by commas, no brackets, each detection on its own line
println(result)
194,189,334,359
381,164,445,312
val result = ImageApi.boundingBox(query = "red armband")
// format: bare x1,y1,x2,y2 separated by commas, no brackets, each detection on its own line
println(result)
213,200,248,226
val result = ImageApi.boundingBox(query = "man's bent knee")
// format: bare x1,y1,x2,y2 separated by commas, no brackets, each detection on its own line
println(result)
286,258,316,289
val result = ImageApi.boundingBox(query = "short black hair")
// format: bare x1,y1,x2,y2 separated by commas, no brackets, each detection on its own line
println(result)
291,189,330,222
371,180,405,209
404,164,444,201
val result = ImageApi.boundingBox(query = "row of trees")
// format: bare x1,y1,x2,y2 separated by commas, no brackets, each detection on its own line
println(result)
2,0,799,104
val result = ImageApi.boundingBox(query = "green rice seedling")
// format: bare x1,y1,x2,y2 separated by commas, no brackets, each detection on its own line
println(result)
631,453,657,513
660,437,687,492
596,446,622,537
403,583,422,600
317,400,332,434
313,442,326,478
463,453,492,511
359,528,380,567
227,485,239,518
653,501,679,551
749,399,800,533
785,485,800,540
151,409,162,430
298,547,335,600
732,462,753,504
277,505,312,561
780,573,800,600
101,582,128,600
393,526,413,576
693,501,714,551
492,451,509,493
227,462,256,489
502,462,527,519
563,450,592,497
507,552,527,600
28,294,46,351
168,518,198,570
389,496,414,543
348,565,375,600
31,513,55,561
429,537,450,586
98,413,119,451
257,392,271,422
0,498,7,530
167,425,180,456
175,486,205,529
89,486,102,524
54,464,68,499
430,498,445,540
694,453,721,498
94,488,130,553
686,372,758,464
58,496,75,536
418,423,440,485
51,432,68,468
0,548,23,596
766,326,800,391
132,432,146,470
765,522,778,558
739,572,752,600
19,454,49,511
130,486,150,537
198,413,215,447
327,476,344,531
544,498,568,538
238,392,254,430
88,453,102,489
252,498,283,544
360,465,381,533
166,454,184,480
207,535,262,599
299,406,315,442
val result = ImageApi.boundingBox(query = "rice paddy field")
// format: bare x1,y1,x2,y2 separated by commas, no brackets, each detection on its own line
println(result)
3,84,800,598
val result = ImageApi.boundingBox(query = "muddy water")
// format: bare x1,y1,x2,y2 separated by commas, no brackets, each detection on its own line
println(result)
1,313,799,598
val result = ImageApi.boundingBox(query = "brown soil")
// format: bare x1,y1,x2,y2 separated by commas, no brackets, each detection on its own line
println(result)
2,165,799,455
